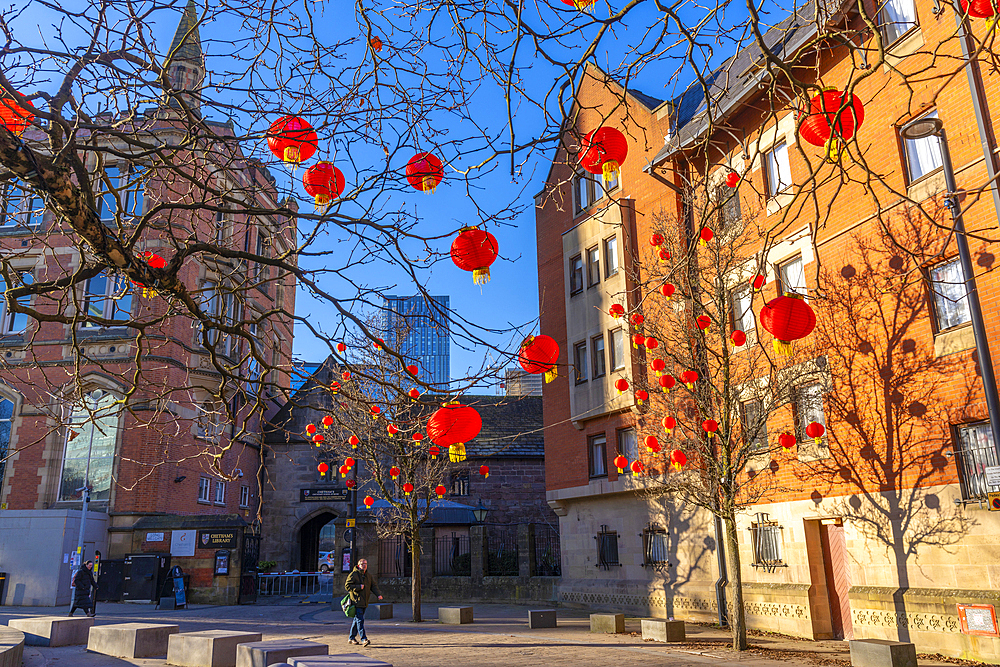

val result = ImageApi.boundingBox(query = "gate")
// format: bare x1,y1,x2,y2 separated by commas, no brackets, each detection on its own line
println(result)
239,533,261,604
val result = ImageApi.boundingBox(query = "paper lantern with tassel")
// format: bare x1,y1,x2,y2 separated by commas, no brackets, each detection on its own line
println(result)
406,152,444,192
779,432,797,449
451,227,499,285
435,484,447,499
427,402,482,463
635,390,648,405
267,115,317,164
731,330,747,347
519,334,560,383
703,419,718,438
609,304,625,319
480,465,490,479
660,283,675,298
579,127,628,185
681,370,698,389
644,435,660,452
662,416,676,434
403,482,413,495
760,293,816,355
650,358,666,376
806,421,825,444
670,449,687,471
614,378,629,394
613,455,628,473
318,462,329,475
364,495,375,508
630,460,645,476
658,375,675,393
632,334,645,349
390,466,400,479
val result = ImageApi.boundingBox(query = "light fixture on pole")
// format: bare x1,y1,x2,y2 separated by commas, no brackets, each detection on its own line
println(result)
68,389,103,613
471,501,489,524
900,117,1000,461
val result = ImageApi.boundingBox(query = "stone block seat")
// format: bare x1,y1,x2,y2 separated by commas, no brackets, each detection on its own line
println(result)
640,619,685,642
527,610,557,629
849,639,917,667
87,622,179,659
9,615,94,646
235,638,329,667
370,603,393,620
589,613,625,634
438,607,473,624
166,630,263,667
0,627,25,667
287,655,393,666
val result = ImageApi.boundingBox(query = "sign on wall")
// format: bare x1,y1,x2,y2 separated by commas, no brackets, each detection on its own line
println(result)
958,604,999,637
300,488,350,502
198,530,239,549
170,529,196,557
145,532,164,542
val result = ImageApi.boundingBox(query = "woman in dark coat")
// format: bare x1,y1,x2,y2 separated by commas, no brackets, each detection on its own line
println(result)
69,561,97,617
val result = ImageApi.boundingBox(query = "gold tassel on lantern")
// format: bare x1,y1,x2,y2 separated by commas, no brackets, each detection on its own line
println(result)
472,267,491,285
422,175,437,193
602,160,620,185
773,339,793,356
544,368,557,383
824,137,843,163
449,443,467,463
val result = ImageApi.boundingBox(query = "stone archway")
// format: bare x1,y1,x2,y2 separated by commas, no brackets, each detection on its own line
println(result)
295,508,340,572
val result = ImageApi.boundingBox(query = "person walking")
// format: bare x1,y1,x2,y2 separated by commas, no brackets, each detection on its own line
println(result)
344,558,382,646
69,560,97,617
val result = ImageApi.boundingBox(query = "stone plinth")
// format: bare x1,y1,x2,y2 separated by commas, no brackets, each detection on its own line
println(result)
87,623,179,658
0,627,24,667
438,607,473,624
9,615,94,646
167,630,263,667
527,610,556,629
849,639,917,667
589,613,625,634
640,619,685,642
371,603,393,620
235,639,329,667
287,654,393,666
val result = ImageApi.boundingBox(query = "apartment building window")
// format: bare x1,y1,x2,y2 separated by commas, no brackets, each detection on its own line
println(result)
198,477,212,503
2,181,44,228
716,182,742,227
730,284,757,344
573,171,594,213
450,470,470,496
240,484,250,508
588,434,607,478
617,427,638,461
741,398,768,452
795,382,826,441
592,335,606,378
595,525,620,569
929,258,972,332
82,272,132,327
642,524,669,568
196,401,221,442
214,480,226,505
955,422,999,501
604,236,619,278
587,246,600,288
902,111,943,182
777,255,807,298
608,328,625,370
574,341,588,384
215,208,231,243
569,254,584,295
764,141,792,197
98,164,145,224
880,0,918,44
750,514,784,571
0,272,32,335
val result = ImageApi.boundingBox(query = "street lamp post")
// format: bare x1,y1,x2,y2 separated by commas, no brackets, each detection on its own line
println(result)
68,389,103,613
901,117,1000,459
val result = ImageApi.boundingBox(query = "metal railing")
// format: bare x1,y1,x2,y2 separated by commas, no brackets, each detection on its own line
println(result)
433,533,471,576
256,572,334,597
534,523,561,576
485,524,519,576
378,535,411,578
956,424,1000,501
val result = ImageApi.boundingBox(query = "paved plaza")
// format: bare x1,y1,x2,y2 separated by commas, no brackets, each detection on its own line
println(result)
0,599,979,667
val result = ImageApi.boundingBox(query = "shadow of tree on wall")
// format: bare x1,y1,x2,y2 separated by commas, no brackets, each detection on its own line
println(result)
799,211,979,642
648,495,716,619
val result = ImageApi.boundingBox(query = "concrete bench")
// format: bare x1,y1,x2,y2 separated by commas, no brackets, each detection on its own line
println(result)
849,639,917,667
167,630,263,667
590,613,625,634
288,654,393,666
438,606,473,624
0,627,24,667
9,615,94,646
528,610,556,629
235,639,329,667
640,619,685,642
370,603,393,620
87,622,179,658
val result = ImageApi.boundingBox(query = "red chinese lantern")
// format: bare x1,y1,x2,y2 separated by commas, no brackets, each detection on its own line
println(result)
435,485,447,499
614,378,629,394
696,315,711,330
387,424,399,435
681,370,698,389
609,304,625,319
451,227,499,285
658,375,675,393
632,333,645,349
798,88,865,162
369,36,383,51
752,274,766,291
429,445,440,459
390,466,400,479
650,358,666,375
406,152,444,193
806,421,825,444
658,248,671,262
302,162,345,207
613,455,628,473
725,171,740,188
312,434,324,445
660,283,675,298
408,388,421,400
961,0,999,17
337,342,347,352
560,0,597,9
760,293,816,355
267,115,318,164
349,435,360,448
413,432,425,442
345,457,355,468
370,405,381,418
644,337,659,351
342,371,351,381
699,228,714,245
0,95,34,136
635,390,648,405
670,449,687,471
364,495,375,507
703,419,718,437
339,464,349,477
644,435,659,452
519,334,560,383
346,479,356,489
330,381,340,394
630,460,645,476
630,313,644,328
779,432,797,449
579,127,628,183
427,402,482,463
649,233,664,248
374,338,384,350
731,330,747,347
403,482,413,495
480,465,490,478
662,416,676,434
406,364,419,375
322,415,334,428
306,423,317,435
318,462,329,475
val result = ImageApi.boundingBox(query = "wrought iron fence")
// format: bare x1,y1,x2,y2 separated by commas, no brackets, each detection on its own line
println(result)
378,535,412,577
533,523,561,576
256,572,333,597
955,422,1000,501
485,524,519,576
433,533,471,576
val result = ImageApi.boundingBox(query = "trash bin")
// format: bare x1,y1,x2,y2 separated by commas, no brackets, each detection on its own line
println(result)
0,572,7,605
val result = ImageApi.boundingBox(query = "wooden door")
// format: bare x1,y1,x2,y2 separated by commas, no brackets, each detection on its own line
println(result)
819,522,853,640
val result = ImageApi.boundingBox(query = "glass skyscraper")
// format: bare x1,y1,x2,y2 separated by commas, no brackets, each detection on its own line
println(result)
382,295,450,387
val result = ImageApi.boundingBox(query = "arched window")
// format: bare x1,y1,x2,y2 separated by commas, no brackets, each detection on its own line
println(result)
0,396,14,486
58,392,119,502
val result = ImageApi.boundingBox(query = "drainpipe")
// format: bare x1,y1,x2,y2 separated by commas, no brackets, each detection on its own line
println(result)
714,511,729,627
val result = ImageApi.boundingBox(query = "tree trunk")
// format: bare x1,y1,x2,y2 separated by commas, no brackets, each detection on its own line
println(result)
410,528,422,622
723,511,748,651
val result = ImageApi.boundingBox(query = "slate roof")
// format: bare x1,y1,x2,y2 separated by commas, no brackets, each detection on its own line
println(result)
168,0,203,63
628,88,665,111
132,514,248,530
449,395,543,458
362,498,477,525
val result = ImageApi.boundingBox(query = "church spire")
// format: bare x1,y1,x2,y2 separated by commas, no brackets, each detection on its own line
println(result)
165,0,205,117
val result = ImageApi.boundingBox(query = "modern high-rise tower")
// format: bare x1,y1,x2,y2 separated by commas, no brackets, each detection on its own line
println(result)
382,295,450,386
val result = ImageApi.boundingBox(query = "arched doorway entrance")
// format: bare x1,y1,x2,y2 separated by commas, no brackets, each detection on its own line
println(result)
298,510,340,572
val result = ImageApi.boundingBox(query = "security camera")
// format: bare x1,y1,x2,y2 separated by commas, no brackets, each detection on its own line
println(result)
236,469,244,478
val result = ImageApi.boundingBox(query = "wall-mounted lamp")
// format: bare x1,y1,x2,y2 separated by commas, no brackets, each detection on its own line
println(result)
174,475,186,483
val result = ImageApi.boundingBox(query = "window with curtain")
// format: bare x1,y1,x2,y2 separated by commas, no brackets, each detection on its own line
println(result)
592,335,605,378
765,142,792,197
731,285,757,344
587,247,600,287
198,477,211,502
617,428,638,461
903,111,943,182
82,272,132,327
608,328,625,370
795,383,826,441
2,180,44,228
930,258,971,331
0,272,33,334
589,434,607,477
604,236,619,278
59,392,119,502
778,256,807,298
569,255,583,294
0,396,14,487
880,0,918,44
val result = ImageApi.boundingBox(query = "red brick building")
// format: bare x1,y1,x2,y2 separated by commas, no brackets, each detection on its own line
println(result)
536,3,1000,660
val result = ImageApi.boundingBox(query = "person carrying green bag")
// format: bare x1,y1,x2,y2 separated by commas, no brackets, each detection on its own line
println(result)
345,558,382,646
